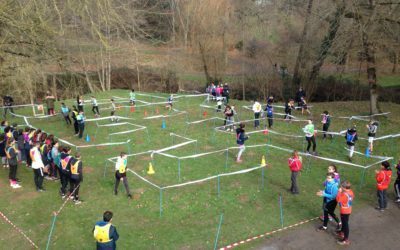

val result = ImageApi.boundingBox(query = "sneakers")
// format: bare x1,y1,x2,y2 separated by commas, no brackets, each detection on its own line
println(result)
74,200,82,205
337,239,350,245
336,232,344,239
395,198,400,203
11,183,22,189
316,226,327,232
128,194,132,199
336,222,342,232
375,206,385,212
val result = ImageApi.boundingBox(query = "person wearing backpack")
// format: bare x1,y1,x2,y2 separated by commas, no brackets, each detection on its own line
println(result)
336,181,354,245
6,139,21,189
265,102,274,129
59,147,72,198
71,105,79,135
93,211,119,250
69,152,83,204
288,150,302,194
366,121,378,153
321,111,332,140
236,123,249,163
345,126,358,162
375,161,392,212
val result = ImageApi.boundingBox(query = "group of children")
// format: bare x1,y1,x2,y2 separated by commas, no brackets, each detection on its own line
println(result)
0,121,84,203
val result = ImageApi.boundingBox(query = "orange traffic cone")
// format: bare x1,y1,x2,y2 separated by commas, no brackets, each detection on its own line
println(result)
203,111,207,118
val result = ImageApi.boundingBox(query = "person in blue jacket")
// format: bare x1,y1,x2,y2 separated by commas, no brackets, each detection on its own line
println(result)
236,123,249,163
316,173,341,232
93,211,119,250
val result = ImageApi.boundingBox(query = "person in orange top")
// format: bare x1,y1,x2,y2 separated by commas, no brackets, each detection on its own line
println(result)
288,150,302,194
375,161,392,212
336,181,354,245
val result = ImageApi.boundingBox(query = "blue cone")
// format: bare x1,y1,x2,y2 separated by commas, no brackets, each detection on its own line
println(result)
86,134,90,142
365,147,370,157
161,120,166,129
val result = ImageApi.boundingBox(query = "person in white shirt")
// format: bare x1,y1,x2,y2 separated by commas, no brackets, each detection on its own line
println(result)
30,142,45,191
252,100,262,128
91,96,100,117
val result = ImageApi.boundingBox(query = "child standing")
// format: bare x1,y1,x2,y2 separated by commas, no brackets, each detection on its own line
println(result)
317,173,341,232
252,100,262,128
61,103,72,125
76,111,85,139
60,147,72,199
224,105,234,131
91,96,100,117
265,102,273,129
321,111,331,139
394,160,400,203
6,139,21,188
288,150,302,194
129,89,136,105
375,161,392,211
69,152,83,204
366,121,378,152
236,123,249,163
345,126,358,162
110,99,118,122
77,95,84,112
299,97,311,115
114,152,132,198
30,142,45,192
167,94,174,111
303,120,317,155
71,106,79,135
336,181,354,245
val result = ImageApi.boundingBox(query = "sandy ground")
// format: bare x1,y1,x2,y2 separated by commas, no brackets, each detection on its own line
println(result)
255,202,400,250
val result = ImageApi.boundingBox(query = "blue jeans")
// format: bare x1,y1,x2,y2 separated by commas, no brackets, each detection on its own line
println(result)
377,189,387,209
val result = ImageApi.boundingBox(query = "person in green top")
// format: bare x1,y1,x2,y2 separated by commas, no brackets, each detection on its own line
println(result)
129,89,136,106
45,91,56,115
303,119,317,155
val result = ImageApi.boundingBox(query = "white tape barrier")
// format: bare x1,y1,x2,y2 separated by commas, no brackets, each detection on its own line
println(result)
153,152,178,159
76,139,131,149
97,122,129,127
175,93,209,99
162,165,265,189
246,129,304,138
170,133,196,142
0,103,38,108
86,116,135,122
127,169,161,189
344,147,392,160
151,140,196,158
108,150,153,161
143,111,187,120
186,117,226,125
109,127,146,136
10,111,56,119
242,106,299,120
136,93,167,100
337,112,391,120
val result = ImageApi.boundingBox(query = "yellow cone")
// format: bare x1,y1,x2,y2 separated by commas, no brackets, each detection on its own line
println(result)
261,155,266,166
147,162,155,175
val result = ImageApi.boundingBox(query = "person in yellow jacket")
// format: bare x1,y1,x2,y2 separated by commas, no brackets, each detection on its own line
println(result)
93,211,119,250
69,152,83,204
114,152,132,198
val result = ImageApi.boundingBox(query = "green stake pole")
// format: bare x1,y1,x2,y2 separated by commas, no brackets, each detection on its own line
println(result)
360,168,367,187
261,167,265,190
159,189,163,217
213,213,224,250
103,161,109,178
46,214,57,250
279,194,284,228
224,149,229,170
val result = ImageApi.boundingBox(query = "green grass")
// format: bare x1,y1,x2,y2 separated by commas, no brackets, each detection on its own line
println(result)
332,73,400,88
1,89,400,249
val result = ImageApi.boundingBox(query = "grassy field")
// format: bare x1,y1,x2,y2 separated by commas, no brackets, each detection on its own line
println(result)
0,90,399,249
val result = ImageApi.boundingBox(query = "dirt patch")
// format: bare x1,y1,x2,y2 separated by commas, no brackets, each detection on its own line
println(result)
134,188,145,194
13,191,39,202
83,166,94,174
238,194,249,203
133,193,141,200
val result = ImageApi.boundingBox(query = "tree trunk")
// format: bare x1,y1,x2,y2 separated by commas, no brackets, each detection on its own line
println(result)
392,51,398,73
198,41,212,83
292,0,314,88
309,1,345,83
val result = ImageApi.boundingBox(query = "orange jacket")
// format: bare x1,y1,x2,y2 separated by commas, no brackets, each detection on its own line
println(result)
376,169,392,190
288,156,302,172
336,189,354,214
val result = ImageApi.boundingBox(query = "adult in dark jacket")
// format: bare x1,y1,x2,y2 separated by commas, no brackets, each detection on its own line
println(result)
93,211,119,250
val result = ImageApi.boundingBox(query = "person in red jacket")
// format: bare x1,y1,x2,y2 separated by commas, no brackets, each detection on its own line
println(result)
288,150,302,194
375,161,392,212
336,181,354,245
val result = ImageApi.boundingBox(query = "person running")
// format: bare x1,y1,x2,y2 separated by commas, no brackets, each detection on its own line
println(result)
93,211,119,250
284,99,295,121
345,126,358,162
59,147,72,199
366,121,378,153
45,91,56,115
91,96,100,117
299,97,311,115
295,87,306,107
222,83,230,104
303,120,317,155
129,89,136,106
236,123,249,163
61,103,72,125
321,111,331,139
30,142,45,192
6,139,21,188
110,99,118,123
69,152,83,204
71,106,79,136
336,181,354,245
3,94,14,118
265,102,274,129
252,100,262,128
76,111,85,139
375,161,392,212
114,152,132,198
394,160,400,203
77,95,84,112
288,150,302,194
166,94,174,111
317,173,341,232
